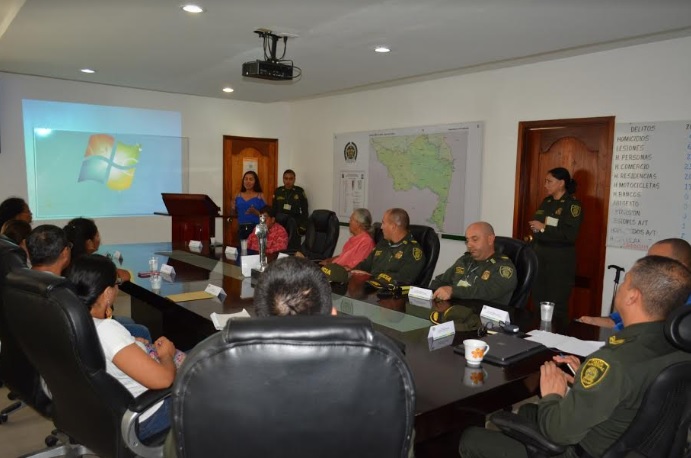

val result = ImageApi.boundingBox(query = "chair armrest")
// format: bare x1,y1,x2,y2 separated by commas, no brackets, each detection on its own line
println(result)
121,388,171,458
490,410,566,456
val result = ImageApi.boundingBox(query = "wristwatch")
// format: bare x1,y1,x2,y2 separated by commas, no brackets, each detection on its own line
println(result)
540,227,545,233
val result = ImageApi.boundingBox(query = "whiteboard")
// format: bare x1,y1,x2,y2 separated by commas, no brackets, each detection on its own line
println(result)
607,120,691,250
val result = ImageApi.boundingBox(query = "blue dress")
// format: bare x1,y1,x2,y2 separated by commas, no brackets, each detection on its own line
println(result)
235,194,266,239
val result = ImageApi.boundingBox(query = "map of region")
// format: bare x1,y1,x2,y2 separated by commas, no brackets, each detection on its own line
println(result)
369,130,467,233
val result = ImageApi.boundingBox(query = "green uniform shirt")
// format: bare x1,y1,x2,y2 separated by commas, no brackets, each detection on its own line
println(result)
355,233,426,286
429,252,517,305
532,193,583,245
272,185,309,233
535,321,690,457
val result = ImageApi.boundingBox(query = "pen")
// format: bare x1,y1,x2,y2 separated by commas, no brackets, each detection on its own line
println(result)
559,353,577,376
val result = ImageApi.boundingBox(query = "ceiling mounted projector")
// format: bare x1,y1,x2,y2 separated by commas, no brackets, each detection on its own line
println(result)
242,29,301,81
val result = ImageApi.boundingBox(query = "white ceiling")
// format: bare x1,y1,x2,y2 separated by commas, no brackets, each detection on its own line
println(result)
1,0,691,103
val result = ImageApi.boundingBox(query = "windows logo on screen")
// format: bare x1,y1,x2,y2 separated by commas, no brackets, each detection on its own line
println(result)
78,134,141,191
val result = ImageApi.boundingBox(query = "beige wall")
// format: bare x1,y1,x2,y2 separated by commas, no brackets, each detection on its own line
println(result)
2,36,691,313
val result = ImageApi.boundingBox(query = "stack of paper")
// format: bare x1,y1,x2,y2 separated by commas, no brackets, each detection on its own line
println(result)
210,309,251,330
525,330,605,357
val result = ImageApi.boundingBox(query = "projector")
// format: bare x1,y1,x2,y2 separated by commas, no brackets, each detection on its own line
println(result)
242,60,294,81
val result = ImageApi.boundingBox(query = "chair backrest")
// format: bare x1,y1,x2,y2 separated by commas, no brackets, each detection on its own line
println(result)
493,236,538,308
408,224,440,287
274,213,301,251
169,315,416,458
602,305,691,458
0,237,50,415
371,222,440,287
300,209,340,260
2,269,136,458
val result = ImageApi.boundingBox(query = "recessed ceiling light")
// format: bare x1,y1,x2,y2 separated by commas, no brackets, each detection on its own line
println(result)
222,87,234,93
80,68,96,74
374,46,390,53
181,4,204,13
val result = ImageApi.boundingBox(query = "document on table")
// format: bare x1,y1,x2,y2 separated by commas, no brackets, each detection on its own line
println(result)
525,330,605,357
166,291,216,302
210,309,251,330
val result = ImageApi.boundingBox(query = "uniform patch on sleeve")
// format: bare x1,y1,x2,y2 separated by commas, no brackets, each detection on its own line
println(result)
481,270,490,280
413,247,423,261
580,358,610,389
571,204,582,217
499,266,514,279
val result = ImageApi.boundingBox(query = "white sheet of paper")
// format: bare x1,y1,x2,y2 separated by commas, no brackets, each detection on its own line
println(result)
525,330,605,357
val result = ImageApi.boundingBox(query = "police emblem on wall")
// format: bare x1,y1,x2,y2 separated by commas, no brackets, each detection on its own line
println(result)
344,142,358,163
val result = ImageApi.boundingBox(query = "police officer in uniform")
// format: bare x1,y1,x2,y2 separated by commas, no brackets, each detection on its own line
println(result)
352,208,425,286
529,167,583,327
272,169,309,235
430,221,517,305
459,255,691,458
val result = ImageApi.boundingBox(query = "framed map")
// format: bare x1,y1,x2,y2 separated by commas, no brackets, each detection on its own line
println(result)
333,122,483,235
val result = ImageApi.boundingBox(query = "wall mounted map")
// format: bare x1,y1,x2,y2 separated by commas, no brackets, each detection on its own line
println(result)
333,122,483,235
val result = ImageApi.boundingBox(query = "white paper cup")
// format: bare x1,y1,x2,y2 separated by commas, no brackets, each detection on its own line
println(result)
540,301,555,321
463,339,490,366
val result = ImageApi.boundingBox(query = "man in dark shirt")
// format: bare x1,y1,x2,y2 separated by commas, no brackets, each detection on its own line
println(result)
459,255,691,458
352,208,425,286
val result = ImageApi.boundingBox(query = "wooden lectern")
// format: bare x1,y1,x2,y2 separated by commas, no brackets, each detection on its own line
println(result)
161,194,221,244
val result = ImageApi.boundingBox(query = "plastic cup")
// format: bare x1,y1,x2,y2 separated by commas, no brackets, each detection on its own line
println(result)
148,256,159,273
462,339,490,366
540,301,555,321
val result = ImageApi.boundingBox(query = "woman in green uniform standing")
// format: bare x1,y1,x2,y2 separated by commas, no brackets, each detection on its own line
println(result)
529,167,583,327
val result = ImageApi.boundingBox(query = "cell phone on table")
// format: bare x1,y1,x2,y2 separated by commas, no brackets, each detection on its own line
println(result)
137,272,152,278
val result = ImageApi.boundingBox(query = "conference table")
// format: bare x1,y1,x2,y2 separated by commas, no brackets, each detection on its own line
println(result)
104,242,608,455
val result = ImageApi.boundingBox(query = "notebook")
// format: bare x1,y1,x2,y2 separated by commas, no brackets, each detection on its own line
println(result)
454,332,548,366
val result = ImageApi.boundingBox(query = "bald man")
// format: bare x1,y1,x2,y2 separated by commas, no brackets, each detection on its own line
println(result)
579,238,691,329
430,222,517,305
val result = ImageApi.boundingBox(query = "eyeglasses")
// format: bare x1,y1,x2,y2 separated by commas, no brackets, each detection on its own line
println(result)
477,321,509,338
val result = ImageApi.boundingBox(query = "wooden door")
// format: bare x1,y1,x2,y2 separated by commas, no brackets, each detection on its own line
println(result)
222,136,278,247
513,117,614,319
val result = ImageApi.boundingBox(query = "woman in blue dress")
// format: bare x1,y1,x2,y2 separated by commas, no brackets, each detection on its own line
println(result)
231,171,266,240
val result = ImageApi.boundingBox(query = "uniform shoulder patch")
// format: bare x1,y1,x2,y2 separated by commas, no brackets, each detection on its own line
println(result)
413,247,423,261
499,266,514,279
571,204,582,217
580,358,610,389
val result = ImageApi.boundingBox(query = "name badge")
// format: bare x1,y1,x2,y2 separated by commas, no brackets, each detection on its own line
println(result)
283,203,292,211
160,264,176,275
428,321,455,340
205,283,227,302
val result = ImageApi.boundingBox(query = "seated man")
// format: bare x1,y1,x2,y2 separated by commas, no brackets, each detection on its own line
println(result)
318,208,375,270
579,238,691,330
26,224,72,276
246,206,289,254
430,221,516,304
351,208,425,286
254,256,335,317
459,255,691,458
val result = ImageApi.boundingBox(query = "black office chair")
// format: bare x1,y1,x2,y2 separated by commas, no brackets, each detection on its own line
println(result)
298,209,340,261
371,222,440,287
494,236,538,308
274,212,301,252
167,315,416,458
2,269,167,457
0,235,42,424
489,304,691,458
